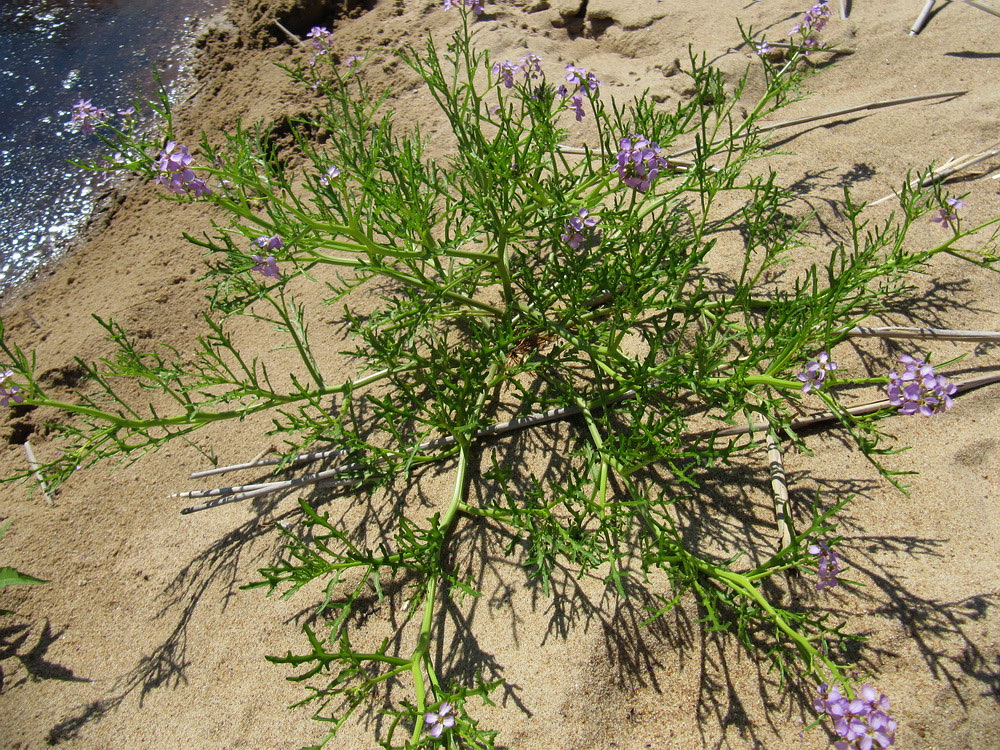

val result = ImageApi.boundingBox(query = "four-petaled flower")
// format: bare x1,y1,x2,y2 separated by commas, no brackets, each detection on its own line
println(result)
564,63,600,94
814,683,896,749
931,197,966,228
424,701,456,738
614,134,668,192
0,369,24,407
68,99,108,136
444,0,484,12
886,354,956,416
154,142,212,197
319,165,341,186
796,351,838,394
255,235,284,251
491,54,543,89
807,540,843,590
251,254,281,279
560,208,599,249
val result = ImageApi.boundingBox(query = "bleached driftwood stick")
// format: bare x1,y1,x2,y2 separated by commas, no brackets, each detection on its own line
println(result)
910,0,937,34
764,423,793,552
179,395,638,513
273,19,302,44
962,0,1000,18
668,90,966,158
846,326,1000,343
23,441,53,506
708,371,1000,439
868,145,1000,206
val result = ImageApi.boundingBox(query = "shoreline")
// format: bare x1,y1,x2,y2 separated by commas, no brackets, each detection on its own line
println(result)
0,0,233,304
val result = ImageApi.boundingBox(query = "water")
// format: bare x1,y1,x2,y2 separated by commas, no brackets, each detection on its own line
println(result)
0,0,228,295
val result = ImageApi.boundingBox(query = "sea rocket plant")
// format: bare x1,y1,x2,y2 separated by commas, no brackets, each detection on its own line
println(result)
13,8,1000,749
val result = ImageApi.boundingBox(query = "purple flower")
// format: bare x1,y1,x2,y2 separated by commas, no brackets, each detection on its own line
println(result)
569,93,586,121
251,254,281,279
344,55,362,67
520,53,543,80
564,64,600,94
68,99,108,136
424,701,456,738
319,165,341,186
796,351,838,394
614,134,668,192
886,354,956,416
815,683,896,749
807,540,843,590
491,53,542,89
255,234,284,251
754,41,772,56
492,59,519,89
0,369,24,407
931,197,965,228
306,26,333,53
560,208,600,249
154,142,212,197
444,0,484,12
791,1,830,36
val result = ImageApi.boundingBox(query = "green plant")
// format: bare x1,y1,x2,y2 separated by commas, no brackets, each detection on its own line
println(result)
2,4,998,748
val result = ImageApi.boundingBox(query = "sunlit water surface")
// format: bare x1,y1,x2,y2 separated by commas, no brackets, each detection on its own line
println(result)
0,0,227,295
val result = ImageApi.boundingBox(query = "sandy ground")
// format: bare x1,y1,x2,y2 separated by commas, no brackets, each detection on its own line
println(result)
0,0,998,748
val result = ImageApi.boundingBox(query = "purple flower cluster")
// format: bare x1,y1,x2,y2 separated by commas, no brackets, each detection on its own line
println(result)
251,255,281,279
0,369,24,407
807,540,843,590
305,26,334,66
560,208,599,249
791,1,831,35
68,99,108,136
790,1,830,53
251,235,283,279
614,134,668,192
154,142,212,197
886,354,956,416
797,351,838,394
424,701,456,738
814,683,897,749
443,0,484,12
931,197,965,228
491,53,543,89
557,64,600,121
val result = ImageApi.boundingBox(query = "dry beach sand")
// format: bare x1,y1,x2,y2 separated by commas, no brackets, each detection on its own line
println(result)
0,0,998,747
